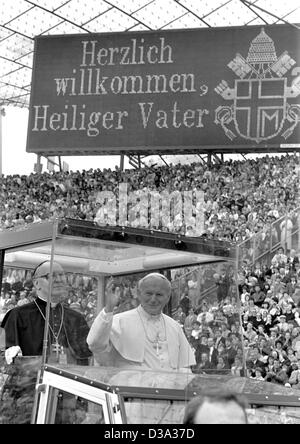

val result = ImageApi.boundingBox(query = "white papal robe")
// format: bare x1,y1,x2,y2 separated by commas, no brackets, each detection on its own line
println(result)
87,306,196,371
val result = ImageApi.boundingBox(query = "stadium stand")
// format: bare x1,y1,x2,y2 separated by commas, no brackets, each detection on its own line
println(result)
0,154,299,238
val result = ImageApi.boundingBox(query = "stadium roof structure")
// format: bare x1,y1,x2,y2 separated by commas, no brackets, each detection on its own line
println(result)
1,0,300,109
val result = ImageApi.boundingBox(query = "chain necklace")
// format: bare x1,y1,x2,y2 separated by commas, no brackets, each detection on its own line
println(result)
34,299,64,358
137,307,167,356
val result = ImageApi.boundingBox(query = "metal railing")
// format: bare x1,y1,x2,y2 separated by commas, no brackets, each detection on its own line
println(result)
238,207,300,269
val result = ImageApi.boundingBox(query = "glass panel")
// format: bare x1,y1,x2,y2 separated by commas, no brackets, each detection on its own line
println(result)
271,215,285,254
288,208,300,255
171,261,244,377
247,405,300,425
124,398,186,424
38,364,300,424
124,399,300,424
54,390,105,424
238,238,254,269
124,400,300,424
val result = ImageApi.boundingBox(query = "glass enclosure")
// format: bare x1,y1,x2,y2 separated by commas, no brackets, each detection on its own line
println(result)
1,219,238,371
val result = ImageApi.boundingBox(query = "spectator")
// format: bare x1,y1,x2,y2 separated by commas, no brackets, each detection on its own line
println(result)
246,347,266,378
193,352,212,373
183,308,197,339
173,306,186,327
250,367,265,381
190,321,202,347
271,248,288,269
195,336,209,364
286,276,298,297
288,250,299,271
251,285,266,307
265,359,289,385
207,337,218,368
288,362,300,388
214,328,226,349
225,337,237,368
276,315,290,334
17,291,30,307
244,322,258,345
178,291,191,316
216,356,229,372
231,357,244,377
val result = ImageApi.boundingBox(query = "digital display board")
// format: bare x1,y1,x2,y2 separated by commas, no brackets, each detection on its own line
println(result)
27,24,300,155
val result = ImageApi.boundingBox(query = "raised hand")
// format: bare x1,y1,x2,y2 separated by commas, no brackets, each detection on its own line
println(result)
105,277,121,313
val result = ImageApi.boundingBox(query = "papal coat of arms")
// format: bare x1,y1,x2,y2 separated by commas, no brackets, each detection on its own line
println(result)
215,28,300,143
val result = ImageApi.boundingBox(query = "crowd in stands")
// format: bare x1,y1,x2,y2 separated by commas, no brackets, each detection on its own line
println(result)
172,247,300,389
1,153,300,390
0,154,299,241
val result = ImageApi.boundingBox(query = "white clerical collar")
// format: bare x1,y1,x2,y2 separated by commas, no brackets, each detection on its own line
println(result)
37,296,58,308
138,305,163,322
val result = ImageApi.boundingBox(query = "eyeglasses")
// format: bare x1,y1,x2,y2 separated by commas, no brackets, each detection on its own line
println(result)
35,272,66,281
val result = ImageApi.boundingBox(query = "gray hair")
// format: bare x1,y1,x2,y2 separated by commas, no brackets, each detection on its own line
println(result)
138,273,171,292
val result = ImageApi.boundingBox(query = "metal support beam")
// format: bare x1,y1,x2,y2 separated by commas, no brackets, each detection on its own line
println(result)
240,0,300,30
0,249,5,350
0,249,5,296
97,276,106,314
127,154,147,169
34,155,43,173
198,155,208,165
159,155,169,167
212,153,222,164
46,156,61,172
120,154,125,171
128,155,140,169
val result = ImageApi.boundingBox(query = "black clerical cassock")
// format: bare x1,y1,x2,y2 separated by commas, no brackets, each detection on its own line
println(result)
1,299,92,365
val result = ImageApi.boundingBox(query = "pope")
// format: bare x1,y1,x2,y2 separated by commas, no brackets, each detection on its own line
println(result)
87,273,196,371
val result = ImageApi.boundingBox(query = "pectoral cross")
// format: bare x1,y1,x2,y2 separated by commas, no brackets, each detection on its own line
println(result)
154,336,163,356
52,341,61,359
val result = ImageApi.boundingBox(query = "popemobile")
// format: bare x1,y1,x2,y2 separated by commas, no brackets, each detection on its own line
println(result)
0,219,300,424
